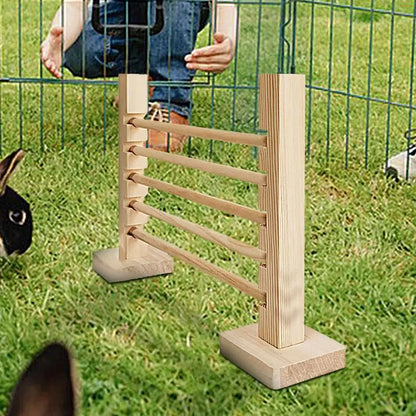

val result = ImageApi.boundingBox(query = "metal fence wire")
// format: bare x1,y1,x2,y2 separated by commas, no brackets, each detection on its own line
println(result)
0,0,415,175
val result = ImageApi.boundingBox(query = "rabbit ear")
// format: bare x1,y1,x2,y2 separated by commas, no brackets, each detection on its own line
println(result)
7,343,76,416
0,150,25,196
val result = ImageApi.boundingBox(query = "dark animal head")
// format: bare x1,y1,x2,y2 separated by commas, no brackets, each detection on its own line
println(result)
0,150,32,256
7,343,76,416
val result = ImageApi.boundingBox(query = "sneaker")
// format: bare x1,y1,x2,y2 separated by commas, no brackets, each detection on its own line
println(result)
147,102,189,152
385,129,416,180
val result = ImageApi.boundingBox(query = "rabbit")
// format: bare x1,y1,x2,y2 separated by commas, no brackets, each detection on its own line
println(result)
0,149,32,256
7,343,76,416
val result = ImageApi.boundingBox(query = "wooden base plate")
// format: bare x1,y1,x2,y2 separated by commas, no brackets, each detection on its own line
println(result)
93,247,174,283
220,324,345,389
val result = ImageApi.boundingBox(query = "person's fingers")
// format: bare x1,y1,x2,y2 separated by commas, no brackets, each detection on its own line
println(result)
40,33,64,78
51,61,63,78
185,49,230,62
43,58,60,78
40,39,50,56
41,44,51,61
190,38,233,60
44,58,53,69
186,62,226,74
186,54,232,65
51,67,63,79
188,45,218,58
49,62,57,75
189,41,229,58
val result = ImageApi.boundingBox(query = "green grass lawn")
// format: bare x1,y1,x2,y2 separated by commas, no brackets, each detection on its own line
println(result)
0,0,415,415
0,147,414,416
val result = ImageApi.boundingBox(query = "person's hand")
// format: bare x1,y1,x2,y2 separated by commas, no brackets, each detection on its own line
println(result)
40,27,64,79
185,33,234,74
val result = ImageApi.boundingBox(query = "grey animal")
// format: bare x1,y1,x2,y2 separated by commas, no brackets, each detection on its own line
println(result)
0,150,32,256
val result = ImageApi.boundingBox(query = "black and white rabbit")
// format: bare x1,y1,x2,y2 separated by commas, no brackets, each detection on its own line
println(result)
0,149,32,256
7,343,76,416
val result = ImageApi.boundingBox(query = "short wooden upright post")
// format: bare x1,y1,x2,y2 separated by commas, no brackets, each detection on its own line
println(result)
93,74,173,282
257,74,305,349
219,74,346,389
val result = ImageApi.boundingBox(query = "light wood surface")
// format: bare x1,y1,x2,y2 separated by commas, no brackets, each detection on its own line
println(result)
129,200,266,262
128,146,267,186
129,227,266,303
220,324,346,390
215,3,238,51
129,173,266,224
118,74,149,261
93,246,173,283
127,117,267,147
258,74,305,348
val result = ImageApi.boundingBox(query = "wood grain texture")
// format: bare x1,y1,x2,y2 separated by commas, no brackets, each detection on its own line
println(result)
128,146,267,186
129,173,266,224
118,74,148,261
129,228,266,303
93,246,173,283
129,200,266,262
220,324,346,390
128,117,267,147
258,74,305,348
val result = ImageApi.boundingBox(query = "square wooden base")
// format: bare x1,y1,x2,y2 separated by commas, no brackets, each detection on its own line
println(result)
220,324,345,389
93,247,174,283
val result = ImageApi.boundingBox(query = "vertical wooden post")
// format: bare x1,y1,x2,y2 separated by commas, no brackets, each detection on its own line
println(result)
220,74,345,390
258,74,305,348
93,74,173,282
118,74,149,261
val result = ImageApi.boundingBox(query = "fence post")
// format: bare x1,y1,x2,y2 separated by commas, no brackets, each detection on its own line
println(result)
219,74,345,390
258,73,305,348
118,74,149,261
93,74,173,282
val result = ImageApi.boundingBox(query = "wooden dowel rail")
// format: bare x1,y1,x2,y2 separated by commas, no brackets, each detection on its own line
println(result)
129,200,266,262
93,74,346,391
128,173,266,225
128,228,266,303
129,146,267,186
127,118,267,147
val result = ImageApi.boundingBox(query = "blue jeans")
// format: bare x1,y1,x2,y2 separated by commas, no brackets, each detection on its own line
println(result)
64,0,210,117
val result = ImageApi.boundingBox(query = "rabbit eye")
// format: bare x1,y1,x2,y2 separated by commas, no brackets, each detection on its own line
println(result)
9,210,26,226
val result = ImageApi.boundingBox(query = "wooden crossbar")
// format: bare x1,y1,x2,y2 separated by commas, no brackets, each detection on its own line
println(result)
128,174,266,224
94,74,347,391
129,146,267,186
127,118,267,147
129,200,266,262
129,228,266,303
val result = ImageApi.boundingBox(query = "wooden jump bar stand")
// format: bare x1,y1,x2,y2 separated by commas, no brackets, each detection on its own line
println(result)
93,73,345,390
219,74,345,389
93,74,174,282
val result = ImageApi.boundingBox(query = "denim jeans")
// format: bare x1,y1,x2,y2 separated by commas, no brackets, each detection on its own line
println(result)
64,0,210,117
